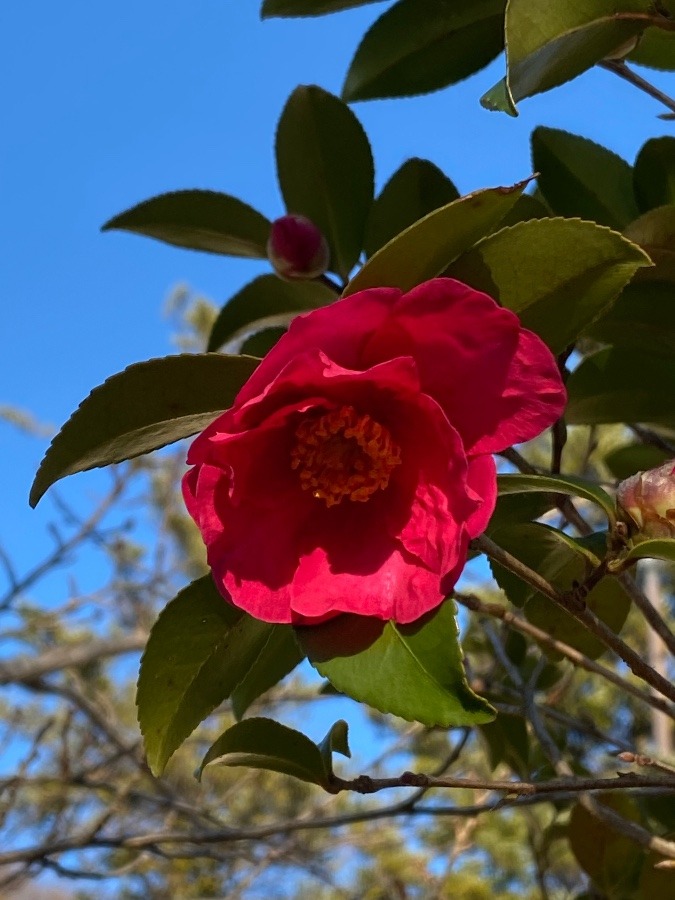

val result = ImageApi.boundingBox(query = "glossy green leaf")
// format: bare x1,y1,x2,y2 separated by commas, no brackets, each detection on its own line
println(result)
297,601,495,727
604,443,671,481
275,86,374,280
567,346,675,426
489,523,631,660
586,282,675,356
137,577,274,775
29,354,260,507
482,0,652,115
497,473,616,525
207,275,336,352
262,0,382,17
343,180,528,297
197,717,346,787
447,218,651,352
238,326,287,357
624,538,675,564
231,626,305,720
342,0,505,101
102,190,271,257
485,491,557,539
365,158,459,257
634,137,675,212
532,127,638,229
623,204,675,282
629,25,675,71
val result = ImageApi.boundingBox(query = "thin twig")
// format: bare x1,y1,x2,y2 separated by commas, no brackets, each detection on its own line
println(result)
474,533,675,704
599,59,675,117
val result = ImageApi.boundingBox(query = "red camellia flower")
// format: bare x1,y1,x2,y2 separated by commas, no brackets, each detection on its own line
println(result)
183,278,566,625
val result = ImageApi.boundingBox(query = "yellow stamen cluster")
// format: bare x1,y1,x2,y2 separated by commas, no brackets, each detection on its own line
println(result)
290,405,402,508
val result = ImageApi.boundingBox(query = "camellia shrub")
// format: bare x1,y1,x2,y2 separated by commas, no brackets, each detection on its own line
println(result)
28,1,675,895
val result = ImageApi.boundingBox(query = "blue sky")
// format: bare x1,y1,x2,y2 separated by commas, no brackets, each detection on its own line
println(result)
1,0,673,588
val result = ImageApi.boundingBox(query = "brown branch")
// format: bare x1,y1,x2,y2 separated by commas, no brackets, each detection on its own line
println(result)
599,59,675,116
455,593,675,721
473,533,675,704
0,633,147,686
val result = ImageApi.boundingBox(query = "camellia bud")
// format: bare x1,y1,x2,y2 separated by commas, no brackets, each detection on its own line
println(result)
267,214,330,280
616,460,675,540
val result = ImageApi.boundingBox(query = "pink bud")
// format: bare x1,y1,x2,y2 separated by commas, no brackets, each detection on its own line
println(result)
616,459,675,540
267,214,330,280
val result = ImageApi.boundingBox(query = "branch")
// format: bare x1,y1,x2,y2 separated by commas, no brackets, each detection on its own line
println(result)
455,593,675,721
599,59,675,117
0,633,147,686
473,534,675,704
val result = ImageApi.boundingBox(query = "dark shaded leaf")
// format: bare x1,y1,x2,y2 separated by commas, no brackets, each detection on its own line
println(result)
497,473,616,525
532,127,638,229
343,0,505,101
137,577,274,775
275,86,374,280
207,275,337,352
30,354,260,507
634,137,675,212
262,0,383,17
567,346,675,426
586,281,675,356
102,190,270,257
604,443,671,481
231,626,305,720
365,158,459,257
628,26,675,72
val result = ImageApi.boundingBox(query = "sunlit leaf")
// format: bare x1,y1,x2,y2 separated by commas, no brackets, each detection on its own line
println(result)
343,180,527,296
497,473,616,525
297,601,494,727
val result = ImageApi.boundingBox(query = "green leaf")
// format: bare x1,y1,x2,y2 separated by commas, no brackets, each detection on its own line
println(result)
624,538,675,564
623,204,675,283
275,86,374,280
567,346,675,426
604,443,671,481
102,190,271,257
532,127,638,229
231,626,304,720
262,0,382,17
296,601,495,727
342,0,505,102
586,281,675,356
238,326,287,357
479,713,529,776
489,524,631,660
29,354,260,507
634,138,675,212
197,717,343,787
343,180,528,297
570,796,645,898
497,192,550,228
628,26,675,71
497,473,617,526
447,218,652,352
137,577,274,775
318,719,351,774
365,158,459,257
207,275,337,352
482,0,652,114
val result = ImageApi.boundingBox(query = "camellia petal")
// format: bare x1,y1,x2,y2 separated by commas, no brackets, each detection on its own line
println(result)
183,277,566,626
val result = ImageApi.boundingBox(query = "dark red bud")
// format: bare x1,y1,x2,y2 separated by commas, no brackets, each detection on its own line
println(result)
267,214,330,280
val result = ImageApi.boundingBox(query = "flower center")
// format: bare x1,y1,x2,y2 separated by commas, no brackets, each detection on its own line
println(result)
290,405,402,508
